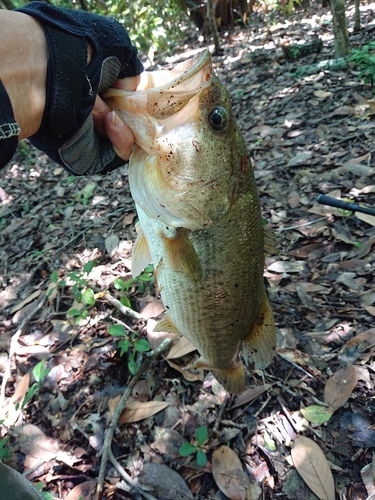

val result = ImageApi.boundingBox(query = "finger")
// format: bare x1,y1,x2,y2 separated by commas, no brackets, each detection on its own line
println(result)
92,95,110,138
104,111,134,161
113,75,141,91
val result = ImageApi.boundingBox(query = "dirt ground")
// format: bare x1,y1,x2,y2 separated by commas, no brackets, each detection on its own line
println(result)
1,2,375,499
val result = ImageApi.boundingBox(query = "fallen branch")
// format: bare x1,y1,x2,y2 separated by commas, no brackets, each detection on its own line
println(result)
104,291,145,320
95,338,172,499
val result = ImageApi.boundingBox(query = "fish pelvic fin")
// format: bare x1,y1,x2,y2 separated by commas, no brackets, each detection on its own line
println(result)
243,295,276,370
132,222,152,278
187,358,245,394
161,228,201,281
154,313,180,334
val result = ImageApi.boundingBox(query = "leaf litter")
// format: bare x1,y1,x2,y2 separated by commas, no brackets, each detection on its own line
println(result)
1,3,375,499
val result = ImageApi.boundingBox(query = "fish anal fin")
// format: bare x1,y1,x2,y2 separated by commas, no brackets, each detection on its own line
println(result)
154,313,179,334
243,295,276,370
132,224,152,278
186,357,246,394
161,228,201,281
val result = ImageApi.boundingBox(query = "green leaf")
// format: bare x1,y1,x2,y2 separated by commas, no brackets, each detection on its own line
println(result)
50,271,58,283
58,279,66,287
301,405,334,424
68,308,81,317
133,339,150,353
263,430,277,451
108,324,126,337
83,260,95,274
33,360,50,383
196,449,207,467
119,339,130,356
179,442,197,457
68,271,81,282
82,287,95,306
120,295,132,308
114,278,126,291
41,492,55,500
195,425,208,446
128,353,137,374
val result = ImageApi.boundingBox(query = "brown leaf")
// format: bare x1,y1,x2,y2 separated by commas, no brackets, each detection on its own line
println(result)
212,445,253,500
10,371,31,404
138,462,194,500
324,365,358,410
231,384,271,410
119,400,170,423
167,360,204,382
65,480,96,500
361,454,375,496
10,290,42,314
166,337,196,359
291,436,335,500
355,212,375,227
288,191,300,208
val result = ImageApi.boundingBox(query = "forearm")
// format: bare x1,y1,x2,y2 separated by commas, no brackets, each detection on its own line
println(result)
0,10,48,139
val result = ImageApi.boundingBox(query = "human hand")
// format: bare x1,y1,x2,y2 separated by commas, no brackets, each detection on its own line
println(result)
16,2,144,176
92,75,140,162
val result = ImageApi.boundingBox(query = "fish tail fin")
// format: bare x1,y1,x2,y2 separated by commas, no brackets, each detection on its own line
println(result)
187,357,246,394
212,363,246,394
243,295,276,370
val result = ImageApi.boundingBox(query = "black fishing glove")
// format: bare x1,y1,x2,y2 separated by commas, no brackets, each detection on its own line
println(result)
16,1,143,176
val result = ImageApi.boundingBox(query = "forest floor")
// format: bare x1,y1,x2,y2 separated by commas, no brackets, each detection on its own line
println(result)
2,2,375,499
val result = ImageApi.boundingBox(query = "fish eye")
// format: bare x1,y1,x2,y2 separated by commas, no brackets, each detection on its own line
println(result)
208,106,227,132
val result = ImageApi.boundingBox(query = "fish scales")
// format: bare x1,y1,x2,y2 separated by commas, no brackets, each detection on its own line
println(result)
104,50,276,393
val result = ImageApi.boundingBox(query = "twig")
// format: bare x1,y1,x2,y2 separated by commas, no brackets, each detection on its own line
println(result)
276,216,327,232
108,448,157,500
0,294,47,418
95,338,172,499
104,292,145,320
212,393,229,434
276,352,318,381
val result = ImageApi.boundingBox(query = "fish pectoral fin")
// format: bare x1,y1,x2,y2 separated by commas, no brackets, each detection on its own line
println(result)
154,313,180,334
132,224,152,278
161,228,201,281
243,295,276,370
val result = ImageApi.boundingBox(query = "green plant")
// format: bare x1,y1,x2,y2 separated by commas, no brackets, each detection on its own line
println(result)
108,324,150,374
0,437,10,460
21,360,50,410
116,264,154,297
55,261,97,324
179,425,208,466
348,41,375,87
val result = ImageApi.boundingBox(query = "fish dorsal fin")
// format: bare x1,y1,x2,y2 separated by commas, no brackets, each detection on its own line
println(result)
131,223,152,278
154,313,179,334
243,295,276,370
161,228,201,281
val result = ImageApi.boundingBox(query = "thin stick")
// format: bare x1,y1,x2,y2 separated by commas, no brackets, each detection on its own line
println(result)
0,294,47,417
95,338,172,498
104,292,144,320
108,448,158,500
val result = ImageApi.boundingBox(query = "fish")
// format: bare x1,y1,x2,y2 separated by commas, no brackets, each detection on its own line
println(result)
103,50,276,393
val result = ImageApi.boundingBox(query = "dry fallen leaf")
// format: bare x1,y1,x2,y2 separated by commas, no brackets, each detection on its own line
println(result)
291,436,335,500
139,462,194,500
167,359,204,382
166,337,196,359
361,455,375,497
212,445,257,500
324,365,358,410
119,400,170,423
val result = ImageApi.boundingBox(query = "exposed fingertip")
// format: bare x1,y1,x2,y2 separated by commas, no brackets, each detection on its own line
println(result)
111,110,125,128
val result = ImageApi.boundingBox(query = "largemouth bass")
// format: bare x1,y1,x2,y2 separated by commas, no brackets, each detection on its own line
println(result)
104,50,276,393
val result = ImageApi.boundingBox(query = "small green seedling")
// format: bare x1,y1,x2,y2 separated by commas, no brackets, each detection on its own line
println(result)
118,264,154,296
21,360,50,410
179,425,208,466
108,324,150,374
348,41,375,87
0,436,10,460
